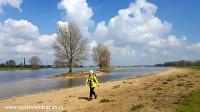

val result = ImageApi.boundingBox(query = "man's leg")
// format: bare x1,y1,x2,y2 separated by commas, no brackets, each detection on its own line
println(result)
92,87,97,99
90,87,93,98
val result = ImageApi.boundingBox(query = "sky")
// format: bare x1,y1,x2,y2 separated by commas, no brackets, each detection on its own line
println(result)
0,0,200,66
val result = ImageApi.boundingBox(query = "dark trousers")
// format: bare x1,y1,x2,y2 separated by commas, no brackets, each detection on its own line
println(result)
90,86,96,98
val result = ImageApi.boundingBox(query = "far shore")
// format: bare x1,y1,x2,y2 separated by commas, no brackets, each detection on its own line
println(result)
1,68,200,112
49,71,108,79
0,66,130,71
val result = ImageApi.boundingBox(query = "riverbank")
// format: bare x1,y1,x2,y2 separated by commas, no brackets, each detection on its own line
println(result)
99,66,130,71
0,68,200,112
49,71,107,79
0,67,54,71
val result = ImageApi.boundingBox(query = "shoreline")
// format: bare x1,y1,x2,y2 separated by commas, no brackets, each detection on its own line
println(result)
49,71,108,79
1,68,200,112
0,68,169,100
0,67,166,101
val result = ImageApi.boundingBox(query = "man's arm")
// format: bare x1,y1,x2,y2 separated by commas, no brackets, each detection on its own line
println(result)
85,77,89,84
94,76,99,85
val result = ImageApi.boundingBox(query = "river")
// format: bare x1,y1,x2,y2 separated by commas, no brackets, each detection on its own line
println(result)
0,67,166,100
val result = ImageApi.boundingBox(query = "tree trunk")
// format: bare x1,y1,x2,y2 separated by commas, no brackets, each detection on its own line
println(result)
99,63,102,69
69,66,72,73
69,60,72,73
68,53,73,73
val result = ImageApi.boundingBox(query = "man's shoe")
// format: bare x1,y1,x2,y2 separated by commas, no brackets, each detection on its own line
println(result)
88,97,92,101
95,95,97,99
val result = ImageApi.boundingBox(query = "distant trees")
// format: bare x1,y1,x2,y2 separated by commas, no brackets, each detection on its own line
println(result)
92,43,110,69
5,60,16,67
29,56,40,69
52,22,88,73
54,60,66,68
195,60,200,66
155,60,200,66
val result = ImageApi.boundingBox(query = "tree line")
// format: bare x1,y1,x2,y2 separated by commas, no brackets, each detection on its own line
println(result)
0,56,49,70
155,60,200,66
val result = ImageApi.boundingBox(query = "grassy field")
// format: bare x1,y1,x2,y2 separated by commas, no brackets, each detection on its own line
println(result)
176,91,200,112
174,66,200,70
174,66,200,112
185,66,200,70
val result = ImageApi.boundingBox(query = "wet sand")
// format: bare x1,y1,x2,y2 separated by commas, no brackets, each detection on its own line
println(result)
1,68,200,112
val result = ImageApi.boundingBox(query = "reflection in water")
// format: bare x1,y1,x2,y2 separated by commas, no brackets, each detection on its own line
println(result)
68,79,74,87
0,67,166,99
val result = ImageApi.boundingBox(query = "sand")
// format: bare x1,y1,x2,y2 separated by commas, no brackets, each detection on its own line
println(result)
1,68,200,112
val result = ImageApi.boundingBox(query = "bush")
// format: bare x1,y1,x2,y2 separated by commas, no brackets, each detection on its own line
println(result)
167,78,175,81
163,81,168,84
177,83,184,86
130,103,144,111
100,98,110,103
112,85,120,89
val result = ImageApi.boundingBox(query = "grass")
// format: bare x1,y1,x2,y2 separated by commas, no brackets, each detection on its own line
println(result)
112,85,120,89
163,81,168,84
177,83,184,86
155,87,163,90
194,74,200,78
184,66,200,70
190,66,200,70
176,91,200,112
167,77,175,81
156,92,163,96
100,98,111,103
130,104,144,111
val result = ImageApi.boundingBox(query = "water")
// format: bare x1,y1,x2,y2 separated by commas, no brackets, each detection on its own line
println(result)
0,67,166,100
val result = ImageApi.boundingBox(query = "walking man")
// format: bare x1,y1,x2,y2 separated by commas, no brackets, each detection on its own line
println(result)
86,70,99,100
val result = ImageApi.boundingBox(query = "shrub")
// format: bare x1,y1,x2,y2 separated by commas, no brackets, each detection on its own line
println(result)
100,98,110,103
112,85,120,89
167,78,175,81
130,103,144,111
177,83,184,86
163,81,168,84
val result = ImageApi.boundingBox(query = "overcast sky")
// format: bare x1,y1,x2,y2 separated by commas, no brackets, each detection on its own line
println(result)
0,0,200,66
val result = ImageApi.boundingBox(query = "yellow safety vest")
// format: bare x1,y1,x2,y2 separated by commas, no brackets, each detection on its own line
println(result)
86,75,99,88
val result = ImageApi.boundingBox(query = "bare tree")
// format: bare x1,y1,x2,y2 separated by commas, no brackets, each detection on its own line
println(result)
52,22,88,73
29,56,40,69
92,44,110,69
54,59,66,68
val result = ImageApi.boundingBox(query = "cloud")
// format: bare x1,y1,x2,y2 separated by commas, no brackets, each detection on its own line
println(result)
187,43,200,52
0,18,56,64
56,0,194,65
90,0,194,65
148,35,187,48
58,0,94,37
0,0,23,14
93,0,186,49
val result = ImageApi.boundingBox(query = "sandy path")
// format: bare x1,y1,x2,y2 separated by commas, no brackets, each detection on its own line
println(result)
0,68,200,112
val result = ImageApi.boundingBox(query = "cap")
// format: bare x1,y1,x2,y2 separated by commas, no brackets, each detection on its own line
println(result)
90,70,94,74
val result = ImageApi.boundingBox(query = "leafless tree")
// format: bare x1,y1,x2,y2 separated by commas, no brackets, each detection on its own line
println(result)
52,22,88,73
29,56,40,69
92,43,110,69
54,60,66,68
